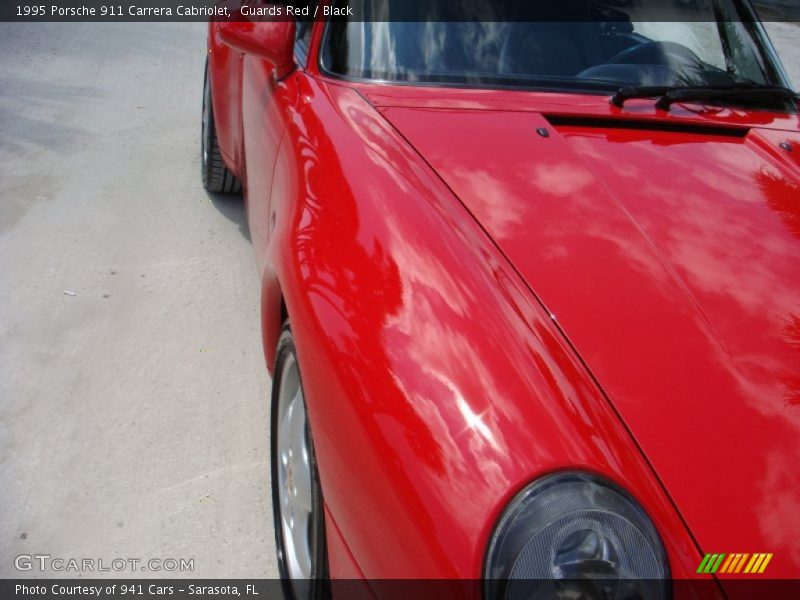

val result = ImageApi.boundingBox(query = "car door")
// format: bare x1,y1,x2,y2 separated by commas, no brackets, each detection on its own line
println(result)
241,2,318,271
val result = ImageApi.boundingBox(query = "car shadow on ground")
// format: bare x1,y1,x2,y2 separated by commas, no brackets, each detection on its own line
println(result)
206,190,251,243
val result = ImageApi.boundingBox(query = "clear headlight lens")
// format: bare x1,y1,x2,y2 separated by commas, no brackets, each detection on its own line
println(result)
485,473,669,600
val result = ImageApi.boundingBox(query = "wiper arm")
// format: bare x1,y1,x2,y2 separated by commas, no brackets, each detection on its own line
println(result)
653,85,797,111
610,84,798,110
610,86,675,107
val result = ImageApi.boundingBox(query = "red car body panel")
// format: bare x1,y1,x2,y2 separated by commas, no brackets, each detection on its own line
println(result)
207,13,800,585
265,77,701,581
381,100,800,578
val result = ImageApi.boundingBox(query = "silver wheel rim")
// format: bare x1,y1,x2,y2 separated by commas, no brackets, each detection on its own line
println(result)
201,69,211,171
277,354,314,590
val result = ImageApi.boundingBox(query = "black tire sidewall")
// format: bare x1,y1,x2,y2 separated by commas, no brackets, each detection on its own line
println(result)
200,60,241,194
201,60,213,188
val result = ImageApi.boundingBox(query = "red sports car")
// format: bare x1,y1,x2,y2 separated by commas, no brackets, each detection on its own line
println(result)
203,0,800,596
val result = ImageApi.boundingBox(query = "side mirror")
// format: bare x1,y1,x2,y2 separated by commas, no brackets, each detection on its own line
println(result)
219,10,296,78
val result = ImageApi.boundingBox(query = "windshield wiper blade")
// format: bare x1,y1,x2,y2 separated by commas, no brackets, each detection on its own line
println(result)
611,84,798,110
654,85,798,110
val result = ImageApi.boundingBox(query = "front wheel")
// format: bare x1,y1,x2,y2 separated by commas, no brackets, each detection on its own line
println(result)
271,324,329,599
201,60,242,194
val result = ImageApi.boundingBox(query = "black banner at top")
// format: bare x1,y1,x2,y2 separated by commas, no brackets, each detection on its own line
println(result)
1,0,799,23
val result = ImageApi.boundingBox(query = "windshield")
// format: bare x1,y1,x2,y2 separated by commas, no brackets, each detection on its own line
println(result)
321,0,788,92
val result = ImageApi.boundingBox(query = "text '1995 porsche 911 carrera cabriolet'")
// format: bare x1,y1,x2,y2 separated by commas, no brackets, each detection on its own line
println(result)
202,0,800,597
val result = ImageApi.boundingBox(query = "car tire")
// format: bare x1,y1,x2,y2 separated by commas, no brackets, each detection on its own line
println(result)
202,60,242,194
271,323,329,600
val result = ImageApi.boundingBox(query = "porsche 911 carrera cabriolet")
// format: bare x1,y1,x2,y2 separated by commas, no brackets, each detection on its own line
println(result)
202,0,800,597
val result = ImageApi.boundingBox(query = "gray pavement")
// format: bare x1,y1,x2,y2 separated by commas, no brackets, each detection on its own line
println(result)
0,23,275,578
0,19,798,580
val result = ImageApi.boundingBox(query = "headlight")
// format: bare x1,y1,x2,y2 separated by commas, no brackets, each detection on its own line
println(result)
484,472,669,600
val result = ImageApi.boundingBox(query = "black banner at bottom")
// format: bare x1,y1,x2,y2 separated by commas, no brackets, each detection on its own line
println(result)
4,579,800,600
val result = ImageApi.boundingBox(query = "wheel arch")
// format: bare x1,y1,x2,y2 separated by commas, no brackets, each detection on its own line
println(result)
261,268,286,376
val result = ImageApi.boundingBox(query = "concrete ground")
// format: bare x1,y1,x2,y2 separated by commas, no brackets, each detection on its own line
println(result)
0,23,275,578
0,20,798,580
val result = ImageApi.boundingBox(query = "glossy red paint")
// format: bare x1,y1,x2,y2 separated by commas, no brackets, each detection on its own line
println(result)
381,96,800,579
218,18,296,77
207,14,800,586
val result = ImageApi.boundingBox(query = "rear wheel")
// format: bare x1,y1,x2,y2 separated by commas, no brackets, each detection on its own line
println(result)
271,324,329,599
201,60,241,194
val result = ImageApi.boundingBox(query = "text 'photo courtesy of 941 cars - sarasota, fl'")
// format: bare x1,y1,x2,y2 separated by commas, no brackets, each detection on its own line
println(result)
201,0,800,597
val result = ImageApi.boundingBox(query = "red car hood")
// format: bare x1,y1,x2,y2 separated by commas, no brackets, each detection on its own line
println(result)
377,93,800,575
